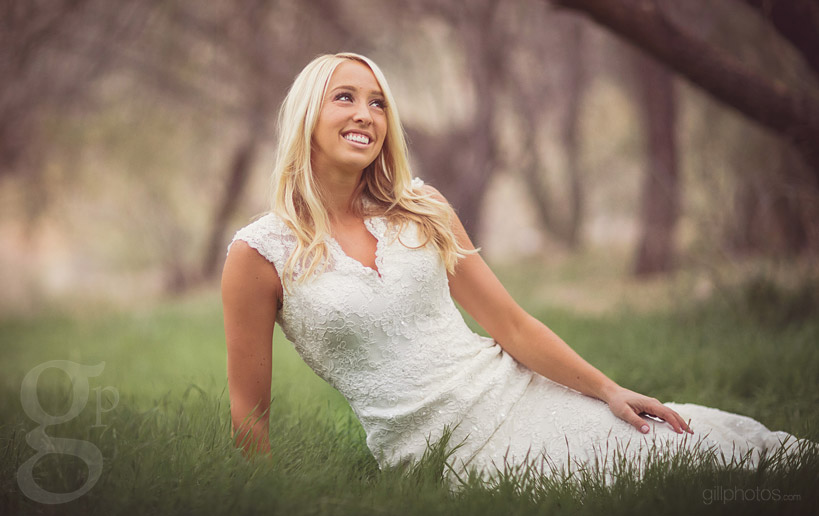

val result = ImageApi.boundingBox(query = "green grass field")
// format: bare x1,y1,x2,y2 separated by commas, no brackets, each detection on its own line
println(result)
1,278,817,515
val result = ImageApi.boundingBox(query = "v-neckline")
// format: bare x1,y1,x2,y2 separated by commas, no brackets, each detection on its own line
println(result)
327,216,385,280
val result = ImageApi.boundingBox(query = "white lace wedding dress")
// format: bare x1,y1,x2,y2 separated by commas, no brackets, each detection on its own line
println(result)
227,179,802,481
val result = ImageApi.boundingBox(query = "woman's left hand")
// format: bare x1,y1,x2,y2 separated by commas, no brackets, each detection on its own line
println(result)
604,386,694,435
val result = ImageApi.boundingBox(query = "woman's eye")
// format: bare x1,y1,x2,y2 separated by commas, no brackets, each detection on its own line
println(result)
370,99,387,109
335,93,353,102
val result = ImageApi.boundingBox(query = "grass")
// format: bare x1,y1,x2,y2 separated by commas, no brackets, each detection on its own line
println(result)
0,277,817,515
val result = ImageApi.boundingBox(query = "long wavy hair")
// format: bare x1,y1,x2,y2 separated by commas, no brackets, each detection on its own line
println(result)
270,52,473,285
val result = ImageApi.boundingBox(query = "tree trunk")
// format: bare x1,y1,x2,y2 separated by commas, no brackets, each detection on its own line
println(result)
632,53,680,275
729,145,813,255
730,177,763,254
557,20,586,248
200,121,261,281
504,17,587,248
408,125,494,240
407,0,504,241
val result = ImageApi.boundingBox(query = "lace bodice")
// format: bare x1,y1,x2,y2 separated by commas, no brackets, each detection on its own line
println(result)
227,179,533,469
227,178,803,479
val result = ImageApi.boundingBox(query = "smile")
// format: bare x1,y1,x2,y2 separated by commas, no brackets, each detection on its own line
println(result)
343,132,371,145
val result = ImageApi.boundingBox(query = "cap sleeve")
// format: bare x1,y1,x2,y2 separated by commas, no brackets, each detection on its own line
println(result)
226,213,294,273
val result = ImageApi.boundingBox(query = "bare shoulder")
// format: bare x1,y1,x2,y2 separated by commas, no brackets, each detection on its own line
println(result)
225,239,278,269
413,183,475,252
222,240,282,305
417,183,450,205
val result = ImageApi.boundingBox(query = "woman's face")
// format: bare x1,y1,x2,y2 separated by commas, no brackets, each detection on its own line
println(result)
311,60,388,179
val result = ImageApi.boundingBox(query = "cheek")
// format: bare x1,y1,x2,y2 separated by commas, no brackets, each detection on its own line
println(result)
377,118,388,140
315,122,337,147
315,109,341,133
375,124,387,148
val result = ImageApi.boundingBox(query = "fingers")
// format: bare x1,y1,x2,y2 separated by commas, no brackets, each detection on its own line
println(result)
650,404,694,435
676,414,694,434
664,407,694,434
622,408,652,434
611,391,696,435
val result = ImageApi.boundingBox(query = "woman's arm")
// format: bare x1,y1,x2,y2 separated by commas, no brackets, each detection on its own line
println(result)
428,186,692,435
221,240,283,455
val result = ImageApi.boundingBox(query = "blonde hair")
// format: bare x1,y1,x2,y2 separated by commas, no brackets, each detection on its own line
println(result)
270,52,473,285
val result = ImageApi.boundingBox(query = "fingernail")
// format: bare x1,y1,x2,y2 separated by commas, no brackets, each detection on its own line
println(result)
640,425,649,433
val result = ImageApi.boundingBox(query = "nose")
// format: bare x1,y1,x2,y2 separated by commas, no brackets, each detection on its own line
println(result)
352,100,372,125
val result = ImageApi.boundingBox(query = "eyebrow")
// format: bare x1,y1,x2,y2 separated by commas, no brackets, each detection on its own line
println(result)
330,85,384,97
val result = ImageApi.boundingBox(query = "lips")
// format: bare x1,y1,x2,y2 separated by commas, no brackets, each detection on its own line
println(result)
342,131,372,145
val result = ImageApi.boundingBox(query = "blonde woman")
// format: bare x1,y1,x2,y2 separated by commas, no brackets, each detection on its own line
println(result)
222,52,798,480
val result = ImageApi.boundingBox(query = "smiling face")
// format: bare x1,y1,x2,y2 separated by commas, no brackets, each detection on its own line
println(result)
311,60,388,181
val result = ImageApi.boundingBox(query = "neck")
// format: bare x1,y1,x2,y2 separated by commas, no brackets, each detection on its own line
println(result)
313,166,364,221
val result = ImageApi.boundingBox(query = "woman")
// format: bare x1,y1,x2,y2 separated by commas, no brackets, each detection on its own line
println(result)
222,52,798,481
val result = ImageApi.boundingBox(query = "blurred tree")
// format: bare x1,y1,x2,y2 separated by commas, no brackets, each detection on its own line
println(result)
1,0,368,291
0,0,152,222
404,1,589,246
512,14,587,249
723,127,817,256
630,52,679,275
101,0,361,289
8,0,818,305
550,0,819,187
551,0,819,263
403,0,506,239
741,0,819,77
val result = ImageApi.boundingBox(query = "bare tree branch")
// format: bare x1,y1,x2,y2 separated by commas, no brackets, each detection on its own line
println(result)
550,0,819,181
739,0,819,77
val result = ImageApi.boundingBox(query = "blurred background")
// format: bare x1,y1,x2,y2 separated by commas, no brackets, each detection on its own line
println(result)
2,4,818,510
1,0,818,316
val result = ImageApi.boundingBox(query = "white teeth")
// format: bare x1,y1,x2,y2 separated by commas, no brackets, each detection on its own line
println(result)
344,133,370,144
